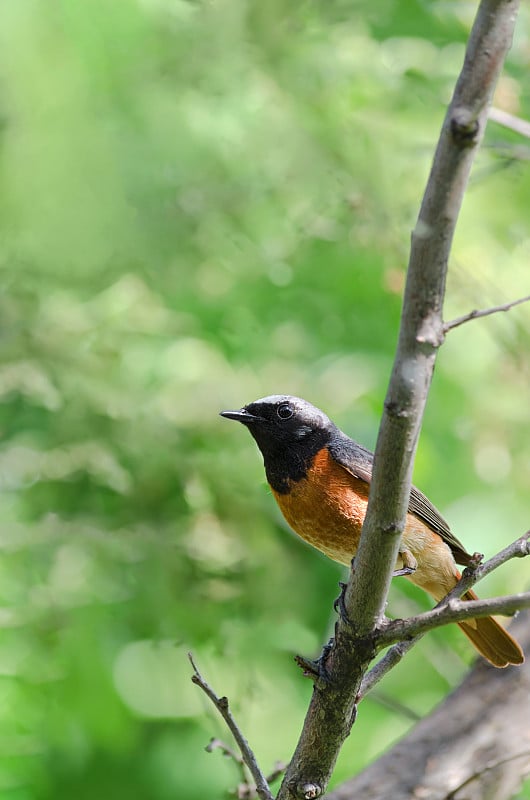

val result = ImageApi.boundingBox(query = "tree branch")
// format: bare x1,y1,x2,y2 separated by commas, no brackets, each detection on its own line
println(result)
442,531,530,601
327,609,530,800
379,592,530,648
188,653,274,800
443,293,530,333
276,3,521,798
359,532,530,698
358,638,420,701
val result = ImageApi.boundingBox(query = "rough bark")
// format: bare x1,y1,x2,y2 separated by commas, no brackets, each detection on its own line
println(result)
328,611,530,800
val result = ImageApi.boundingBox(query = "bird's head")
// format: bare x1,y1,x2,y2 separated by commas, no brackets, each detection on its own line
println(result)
220,395,334,463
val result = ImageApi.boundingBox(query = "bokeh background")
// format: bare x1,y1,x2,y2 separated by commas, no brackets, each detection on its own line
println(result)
1,1,529,798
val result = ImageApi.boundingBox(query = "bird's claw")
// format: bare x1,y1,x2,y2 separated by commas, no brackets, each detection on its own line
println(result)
334,581,355,627
392,566,416,577
393,548,418,578
333,581,347,613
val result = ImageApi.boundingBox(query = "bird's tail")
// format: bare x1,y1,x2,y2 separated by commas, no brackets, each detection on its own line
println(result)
457,588,524,668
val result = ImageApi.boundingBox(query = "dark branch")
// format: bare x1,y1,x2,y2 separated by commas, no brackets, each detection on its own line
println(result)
443,294,530,333
188,653,273,800
327,609,530,800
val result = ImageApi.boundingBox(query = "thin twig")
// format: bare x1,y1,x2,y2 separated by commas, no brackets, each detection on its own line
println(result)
368,690,422,721
443,294,530,333
188,653,273,800
328,610,530,800
489,106,530,139
446,532,530,601
359,533,530,699
359,638,421,701
448,749,530,796
266,762,288,786
206,738,249,786
378,591,530,649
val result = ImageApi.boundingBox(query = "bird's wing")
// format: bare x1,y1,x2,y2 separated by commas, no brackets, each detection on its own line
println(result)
328,434,473,566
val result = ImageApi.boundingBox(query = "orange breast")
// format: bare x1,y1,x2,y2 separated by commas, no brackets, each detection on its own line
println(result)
270,447,460,601
271,448,368,567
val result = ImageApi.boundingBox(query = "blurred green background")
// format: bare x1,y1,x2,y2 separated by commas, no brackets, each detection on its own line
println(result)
1,1,529,798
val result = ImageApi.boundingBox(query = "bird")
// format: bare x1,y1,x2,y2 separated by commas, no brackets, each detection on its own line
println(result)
220,394,524,668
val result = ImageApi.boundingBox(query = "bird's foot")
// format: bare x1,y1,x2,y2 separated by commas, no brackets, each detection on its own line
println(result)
393,548,418,577
392,566,416,577
333,581,351,622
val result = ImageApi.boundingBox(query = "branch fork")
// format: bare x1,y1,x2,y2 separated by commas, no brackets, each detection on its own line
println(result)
189,532,530,798
188,653,275,800
443,294,530,333
191,2,525,797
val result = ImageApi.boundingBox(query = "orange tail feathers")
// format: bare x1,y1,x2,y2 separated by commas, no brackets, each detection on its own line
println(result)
457,589,524,668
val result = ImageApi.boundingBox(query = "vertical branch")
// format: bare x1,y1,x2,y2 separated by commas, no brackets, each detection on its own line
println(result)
277,2,520,798
326,609,530,800
346,0,520,633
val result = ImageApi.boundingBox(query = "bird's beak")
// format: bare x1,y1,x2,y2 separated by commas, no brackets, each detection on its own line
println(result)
220,408,263,425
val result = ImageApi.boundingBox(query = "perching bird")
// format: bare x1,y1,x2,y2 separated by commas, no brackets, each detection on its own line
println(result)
221,394,524,668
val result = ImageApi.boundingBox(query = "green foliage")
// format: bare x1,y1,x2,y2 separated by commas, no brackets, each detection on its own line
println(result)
0,1,529,797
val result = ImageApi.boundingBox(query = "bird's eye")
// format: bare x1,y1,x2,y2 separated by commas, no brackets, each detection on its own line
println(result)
277,403,293,420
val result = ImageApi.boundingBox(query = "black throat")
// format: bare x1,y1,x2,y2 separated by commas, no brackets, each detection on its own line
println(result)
248,426,331,494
